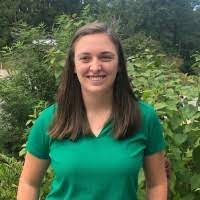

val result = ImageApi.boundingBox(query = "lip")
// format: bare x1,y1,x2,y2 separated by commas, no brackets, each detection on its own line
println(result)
86,75,106,79
86,75,106,77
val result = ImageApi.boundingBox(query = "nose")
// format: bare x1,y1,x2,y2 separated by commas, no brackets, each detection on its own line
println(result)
89,57,102,72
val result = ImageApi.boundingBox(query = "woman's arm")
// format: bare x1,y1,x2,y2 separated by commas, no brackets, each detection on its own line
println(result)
143,151,168,200
17,152,50,200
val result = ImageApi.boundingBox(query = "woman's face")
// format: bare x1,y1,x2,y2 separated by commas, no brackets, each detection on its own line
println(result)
74,33,118,96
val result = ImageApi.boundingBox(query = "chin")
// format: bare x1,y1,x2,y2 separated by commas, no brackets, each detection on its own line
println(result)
84,86,113,95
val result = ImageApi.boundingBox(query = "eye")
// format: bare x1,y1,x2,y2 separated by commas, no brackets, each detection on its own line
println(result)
99,55,113,62
79,56,91,63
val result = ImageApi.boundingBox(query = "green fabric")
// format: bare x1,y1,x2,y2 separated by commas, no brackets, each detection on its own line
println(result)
26,101,165,200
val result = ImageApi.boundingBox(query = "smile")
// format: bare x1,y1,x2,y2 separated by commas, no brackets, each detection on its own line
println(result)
87,75,106,81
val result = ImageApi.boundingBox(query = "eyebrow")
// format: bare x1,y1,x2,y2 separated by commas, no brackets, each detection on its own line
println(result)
78,52,90,57
100,51,115,56
77,51,116,57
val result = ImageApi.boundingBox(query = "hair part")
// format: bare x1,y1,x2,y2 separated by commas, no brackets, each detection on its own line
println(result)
49,22,141,140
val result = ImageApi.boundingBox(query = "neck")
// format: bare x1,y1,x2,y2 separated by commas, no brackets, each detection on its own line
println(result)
82,90,113,114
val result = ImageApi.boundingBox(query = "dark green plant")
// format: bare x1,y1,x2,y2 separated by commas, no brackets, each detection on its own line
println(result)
127,47,200,200
191,51,200,75
0,151,53,200
0,23,56,156
0,153,22,200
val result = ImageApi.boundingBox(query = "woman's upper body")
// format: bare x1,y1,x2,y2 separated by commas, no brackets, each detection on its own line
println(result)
17,22,167,200
24,101,166,200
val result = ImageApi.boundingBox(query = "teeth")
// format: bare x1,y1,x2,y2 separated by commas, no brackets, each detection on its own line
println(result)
89,76,104,81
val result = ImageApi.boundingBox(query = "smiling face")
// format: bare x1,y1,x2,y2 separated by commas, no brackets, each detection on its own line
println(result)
74,33,119,96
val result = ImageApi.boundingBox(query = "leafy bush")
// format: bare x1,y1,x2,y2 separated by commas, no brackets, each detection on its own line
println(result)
0,153,22,200
127,46,200,199
0,22,58,155
0,151,53,200
191,51,200,75
122,32,163,58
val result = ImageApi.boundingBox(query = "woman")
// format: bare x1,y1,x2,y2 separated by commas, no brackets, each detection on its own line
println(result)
17,22,167,200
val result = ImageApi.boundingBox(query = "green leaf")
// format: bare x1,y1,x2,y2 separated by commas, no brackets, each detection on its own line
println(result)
19,148,26,157
25,119,33,126
154,102,168,110
173,134,188,145
146,54,153,60
190,174,200,190
138,169,145,185
167,104,178,112
192,146,200,169
134,61,144,68
182,104,198,119
50,57,56,65
182,193,195,200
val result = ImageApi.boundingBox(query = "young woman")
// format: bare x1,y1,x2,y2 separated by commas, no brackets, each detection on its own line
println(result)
17,22,167,200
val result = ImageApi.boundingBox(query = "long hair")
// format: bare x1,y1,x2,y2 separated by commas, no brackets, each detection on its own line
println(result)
49,22,141,140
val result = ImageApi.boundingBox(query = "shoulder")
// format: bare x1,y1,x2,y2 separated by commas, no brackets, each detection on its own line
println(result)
138,101,166,155
38,104,57,119
138,100,161,128
26,104,57,159
33,104,57,130
138,101,157,118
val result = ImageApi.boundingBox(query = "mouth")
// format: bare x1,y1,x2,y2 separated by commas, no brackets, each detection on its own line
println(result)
86,75,106,81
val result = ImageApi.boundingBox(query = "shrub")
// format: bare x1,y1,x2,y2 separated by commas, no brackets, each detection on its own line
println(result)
0,153,22,200
127,47,200,199
0,23,56,155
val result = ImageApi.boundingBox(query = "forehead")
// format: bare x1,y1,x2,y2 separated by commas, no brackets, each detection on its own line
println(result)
74,33,117,54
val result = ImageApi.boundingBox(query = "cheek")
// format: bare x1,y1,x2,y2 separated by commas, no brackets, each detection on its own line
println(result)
74,57,84,74
110,58,119,72
74,61,82,74
74,64,88,81
108,62,119,75
74,59,79,74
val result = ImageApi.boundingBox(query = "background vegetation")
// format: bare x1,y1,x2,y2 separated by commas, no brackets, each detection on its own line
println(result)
0,0,199,199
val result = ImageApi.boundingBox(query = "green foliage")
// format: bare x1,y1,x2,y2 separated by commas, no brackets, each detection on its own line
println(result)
122,32,163,58
15,0,83,28
0,77,37,154
19,100,49,158
191,51,200,75
0,153,22,200
0,0,84,48
127,47,200,199
0,102,53,200
0,152,53,200
0,0,19,48
0,23,56,155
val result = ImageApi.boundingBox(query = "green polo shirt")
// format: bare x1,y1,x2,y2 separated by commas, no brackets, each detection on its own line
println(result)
26,101,165,200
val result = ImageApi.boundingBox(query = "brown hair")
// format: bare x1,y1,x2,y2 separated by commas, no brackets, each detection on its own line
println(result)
49,22,141,140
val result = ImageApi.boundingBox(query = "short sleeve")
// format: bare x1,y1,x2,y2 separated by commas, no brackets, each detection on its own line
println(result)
26,105,55,159
144,107,166,156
